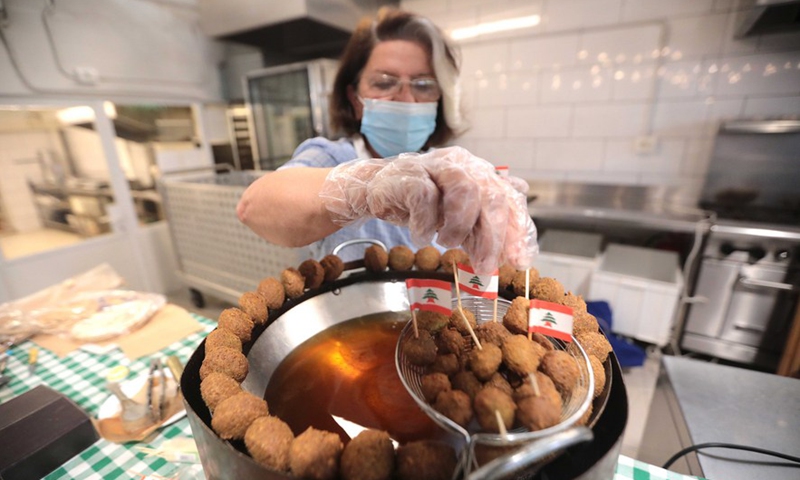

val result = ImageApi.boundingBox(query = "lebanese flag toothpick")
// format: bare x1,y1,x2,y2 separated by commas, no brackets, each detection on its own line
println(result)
456,263,499,300
406,278,452,316
528,299,574,342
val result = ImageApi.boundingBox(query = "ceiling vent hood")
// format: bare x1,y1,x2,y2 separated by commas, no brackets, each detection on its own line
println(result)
735,0,800,37
199,0,398,62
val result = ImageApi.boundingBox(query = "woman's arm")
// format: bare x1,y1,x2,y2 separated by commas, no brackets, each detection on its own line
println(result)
236,167,340,247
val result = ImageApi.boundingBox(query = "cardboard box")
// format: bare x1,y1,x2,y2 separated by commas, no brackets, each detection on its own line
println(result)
0,386,99,480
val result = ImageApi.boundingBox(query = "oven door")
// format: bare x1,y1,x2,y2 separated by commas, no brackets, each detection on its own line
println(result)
684,257,797,365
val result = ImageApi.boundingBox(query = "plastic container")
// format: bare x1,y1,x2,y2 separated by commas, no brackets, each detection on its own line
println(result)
588,244,683,347
535,230,603,297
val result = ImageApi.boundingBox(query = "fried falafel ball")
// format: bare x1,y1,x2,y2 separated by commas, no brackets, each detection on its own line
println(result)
474,444,519,468
388,245,415,271
299,259,325,289
218,307,254,343
414,246,441,272
513,371,562,410
502,335,546,376
483,372,513,396
245,415,294,471
433,389,473,428
576,331,613,363
469,343,503,381
364,245,389,273
200,346,249,382
429,353,460,376
281,267,305,299
402,331,437,366
205,328,242,353
420,372,451,402
238,291,268,325
257,277,285,310
436,326,466,356
576,402,594,426
530,277,565,303
451,370,483,401
475,321,512,347
588,354,606,398
474,387,516,433
320,254,344,283
498,264,516,291
200,371,242,412
516,392,561,431
440,249,469,274
573,310,600,336
289,427,343,480
340,429,395,480
449,308,477,336
503,296,531,335
540,350,580,399
211,391,269,440
559,292,587,314
416,310,450,334
396,441,457,480
531,332,555,351
511,268,540,297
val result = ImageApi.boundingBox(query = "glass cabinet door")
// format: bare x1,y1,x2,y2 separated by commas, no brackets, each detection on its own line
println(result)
248,67,313,170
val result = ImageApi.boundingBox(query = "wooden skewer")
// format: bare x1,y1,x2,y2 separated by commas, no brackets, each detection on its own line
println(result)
452,261,482,350
528,372,540,397
526,269,533,340
495,409,508,439
411,309,419,339
492,297,498,323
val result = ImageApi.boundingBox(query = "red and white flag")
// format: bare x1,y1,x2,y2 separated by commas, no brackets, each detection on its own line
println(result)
406,279,452,316
528,299,574,342
456,263,499,300
495,165,510,177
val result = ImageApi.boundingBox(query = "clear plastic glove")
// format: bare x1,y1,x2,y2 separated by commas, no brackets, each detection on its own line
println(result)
320,146,538,273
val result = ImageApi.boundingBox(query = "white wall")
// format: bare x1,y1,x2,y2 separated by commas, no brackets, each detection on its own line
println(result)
403,0,800,204
0,0,223,102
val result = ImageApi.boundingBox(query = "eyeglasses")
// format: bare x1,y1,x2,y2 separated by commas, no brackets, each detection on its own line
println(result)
361,73,441,102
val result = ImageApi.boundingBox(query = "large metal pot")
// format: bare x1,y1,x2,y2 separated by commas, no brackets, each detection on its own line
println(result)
182,270,628,479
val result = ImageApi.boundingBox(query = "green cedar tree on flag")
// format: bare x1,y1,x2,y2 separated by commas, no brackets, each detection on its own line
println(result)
406,278,452,316
456,263,498,299
528,299,574,342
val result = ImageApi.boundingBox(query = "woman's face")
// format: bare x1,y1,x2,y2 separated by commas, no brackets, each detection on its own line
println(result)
348,39,439,120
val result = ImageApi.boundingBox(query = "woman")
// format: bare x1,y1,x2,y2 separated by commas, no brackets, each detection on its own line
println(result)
237,8,536,273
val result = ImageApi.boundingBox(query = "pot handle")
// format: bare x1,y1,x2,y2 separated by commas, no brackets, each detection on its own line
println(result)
466,427,594,480
331,238,387,256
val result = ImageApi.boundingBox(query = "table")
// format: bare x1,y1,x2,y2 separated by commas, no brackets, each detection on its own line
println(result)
0,314,215,480
0,314,700,480
640,356,800,480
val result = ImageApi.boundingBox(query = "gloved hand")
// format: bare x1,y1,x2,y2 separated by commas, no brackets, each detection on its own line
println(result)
320,146,538,273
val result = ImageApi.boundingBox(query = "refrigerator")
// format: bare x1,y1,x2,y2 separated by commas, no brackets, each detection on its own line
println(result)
244,58,339,170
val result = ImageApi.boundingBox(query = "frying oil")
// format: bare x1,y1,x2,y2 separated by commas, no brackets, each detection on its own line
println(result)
264,313,440,444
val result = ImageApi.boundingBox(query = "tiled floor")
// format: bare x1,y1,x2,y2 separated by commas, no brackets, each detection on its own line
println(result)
619,348,662,459
168,286,665,463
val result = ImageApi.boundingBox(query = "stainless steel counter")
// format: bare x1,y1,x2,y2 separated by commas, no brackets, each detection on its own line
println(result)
527,182,712,233
640,356,800,479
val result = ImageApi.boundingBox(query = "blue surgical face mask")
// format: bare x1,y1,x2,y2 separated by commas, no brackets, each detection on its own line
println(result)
359,97,438,158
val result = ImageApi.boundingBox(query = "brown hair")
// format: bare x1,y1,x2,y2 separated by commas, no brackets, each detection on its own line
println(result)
329,7,462,148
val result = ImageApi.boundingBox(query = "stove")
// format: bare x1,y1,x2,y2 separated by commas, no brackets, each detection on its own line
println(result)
682,120,800,370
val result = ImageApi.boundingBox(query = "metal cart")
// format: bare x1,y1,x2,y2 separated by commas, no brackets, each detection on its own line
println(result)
159,168,301,308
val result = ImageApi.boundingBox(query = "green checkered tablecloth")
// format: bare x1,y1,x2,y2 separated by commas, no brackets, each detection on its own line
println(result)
0,313,701,480
0,313,216,480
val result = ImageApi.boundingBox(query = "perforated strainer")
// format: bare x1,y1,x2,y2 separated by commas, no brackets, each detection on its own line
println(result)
395,294,595,476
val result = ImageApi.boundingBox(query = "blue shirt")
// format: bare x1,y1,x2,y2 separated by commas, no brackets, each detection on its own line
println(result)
279,136,444,262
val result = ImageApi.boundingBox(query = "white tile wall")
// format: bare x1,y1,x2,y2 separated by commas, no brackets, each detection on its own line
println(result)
404,0,800,197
